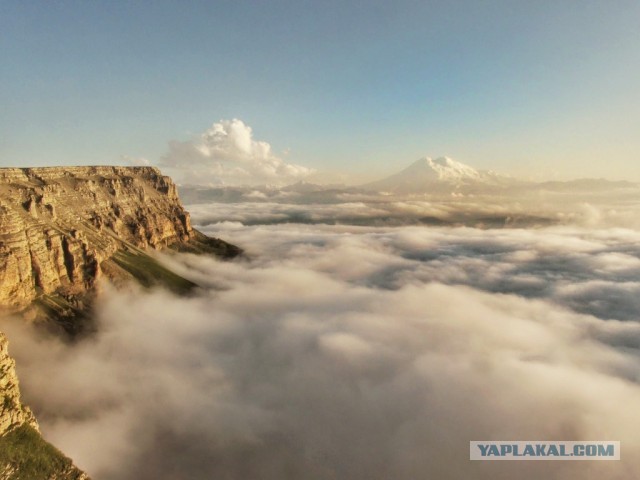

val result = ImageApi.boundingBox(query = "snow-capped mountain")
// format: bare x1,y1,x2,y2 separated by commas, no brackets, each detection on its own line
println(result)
362,157,513,194
178,156,639,203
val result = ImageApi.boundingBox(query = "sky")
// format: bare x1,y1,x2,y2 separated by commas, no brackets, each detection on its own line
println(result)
1,1,639,181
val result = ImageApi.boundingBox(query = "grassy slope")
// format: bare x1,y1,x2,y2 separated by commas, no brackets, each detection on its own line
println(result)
108,249,197,295
31,248,198,337
0,425,83,480
168,229,243,258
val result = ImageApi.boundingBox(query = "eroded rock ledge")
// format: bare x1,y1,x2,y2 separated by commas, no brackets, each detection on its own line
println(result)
0,166,241,478
0,166,240,332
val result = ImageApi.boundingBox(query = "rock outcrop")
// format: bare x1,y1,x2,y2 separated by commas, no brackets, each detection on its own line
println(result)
0,332,88,479
0,333,38,436
0,166,242,478
0,166,240,331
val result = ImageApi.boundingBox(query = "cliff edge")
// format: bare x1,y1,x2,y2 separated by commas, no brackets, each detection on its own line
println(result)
0,166,239,333
0,332,88,479
0,166,241,478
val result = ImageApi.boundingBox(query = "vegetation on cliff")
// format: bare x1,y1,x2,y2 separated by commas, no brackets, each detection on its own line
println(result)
0,425,87,480
0,166,242,479
0,166,240,334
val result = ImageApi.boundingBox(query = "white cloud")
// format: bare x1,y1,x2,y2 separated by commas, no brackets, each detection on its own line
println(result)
174,184,640,232
160,119,314,185
121,155,151,166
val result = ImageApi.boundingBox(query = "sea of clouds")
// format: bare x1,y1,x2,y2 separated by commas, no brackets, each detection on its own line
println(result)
4,201,640,479
180,185,640,230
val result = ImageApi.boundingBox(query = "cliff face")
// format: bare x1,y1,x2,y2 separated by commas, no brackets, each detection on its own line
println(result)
0,333,88,479
0,166,241,478
0,333,38,435
0,166,192,308
0,166,239,327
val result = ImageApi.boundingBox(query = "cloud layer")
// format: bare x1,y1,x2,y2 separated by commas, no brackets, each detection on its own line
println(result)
4,216,640,479
177,182,640,230
160,119,314,185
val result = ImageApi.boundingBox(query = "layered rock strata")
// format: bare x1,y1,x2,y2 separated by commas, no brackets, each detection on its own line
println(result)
0,166,239,328
0,166,241,478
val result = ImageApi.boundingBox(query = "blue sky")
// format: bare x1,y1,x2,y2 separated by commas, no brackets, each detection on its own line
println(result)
1,1,639,181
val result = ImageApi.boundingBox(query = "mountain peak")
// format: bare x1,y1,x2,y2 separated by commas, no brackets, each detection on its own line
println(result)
363,156,504,194
399,156,481,182
427,156,456,167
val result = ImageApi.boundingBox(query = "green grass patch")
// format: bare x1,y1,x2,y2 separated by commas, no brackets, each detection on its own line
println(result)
0,425,77,479
111,250,197,295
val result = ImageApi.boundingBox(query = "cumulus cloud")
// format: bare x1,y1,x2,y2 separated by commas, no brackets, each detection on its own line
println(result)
121,155,152,166
159,119,314,185
4,217,640,480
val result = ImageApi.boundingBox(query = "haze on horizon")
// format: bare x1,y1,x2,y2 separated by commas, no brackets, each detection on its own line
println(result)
1,1,640,182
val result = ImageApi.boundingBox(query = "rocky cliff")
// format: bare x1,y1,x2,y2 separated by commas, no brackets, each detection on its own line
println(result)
0,333,88,479
0,166,241,478
0,166,239,332
0,333,38,437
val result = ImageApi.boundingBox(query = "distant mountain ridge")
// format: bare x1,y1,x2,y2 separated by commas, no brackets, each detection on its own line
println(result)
360,156,637,195
361,156,515,194
177,155,638,197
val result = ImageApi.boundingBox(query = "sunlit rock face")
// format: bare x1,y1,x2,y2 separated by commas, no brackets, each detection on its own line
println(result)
0,332,88,479
0,166,195,309
0,166,242,478
0,332,38,435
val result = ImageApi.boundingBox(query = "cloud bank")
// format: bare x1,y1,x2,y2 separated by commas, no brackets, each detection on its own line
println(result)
160,119,314,185
177,180,640,230
4,217,640,479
